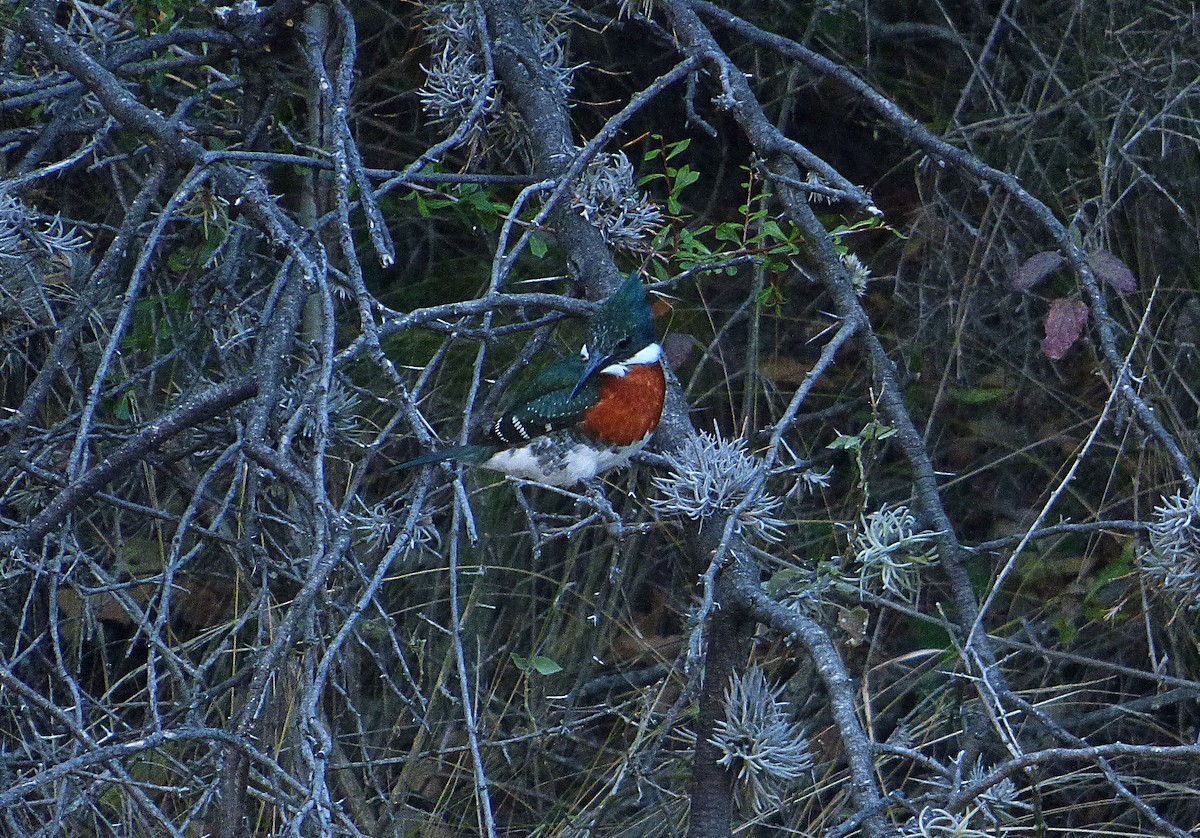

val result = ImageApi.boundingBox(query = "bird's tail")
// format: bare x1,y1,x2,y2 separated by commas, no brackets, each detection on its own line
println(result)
397,444,496,471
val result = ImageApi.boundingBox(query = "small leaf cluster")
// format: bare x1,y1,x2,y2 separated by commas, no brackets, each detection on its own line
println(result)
510,652,562,675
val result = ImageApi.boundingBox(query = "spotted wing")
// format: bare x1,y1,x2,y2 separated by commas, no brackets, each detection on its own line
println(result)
485,355,600,445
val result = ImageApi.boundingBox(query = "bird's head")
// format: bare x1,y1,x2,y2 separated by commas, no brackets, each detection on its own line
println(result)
570,274,661,399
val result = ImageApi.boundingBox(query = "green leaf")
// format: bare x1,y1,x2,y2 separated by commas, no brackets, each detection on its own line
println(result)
1054,616,1077,645
510,652,562,675
949,386,1010,405
760,219,787,242
114,392,134,422
665,138,692,159
829,421,894,452
673,165,700,190
827,432,863,451
466,190,496,213
714,223,743,243
167,252,193,273
859,421,897,441
529,234,548,259
530,655,562,675
1091,541,1135,594
198,229,227,268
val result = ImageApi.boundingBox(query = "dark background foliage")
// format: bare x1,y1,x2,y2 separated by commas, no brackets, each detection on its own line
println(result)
2,0,1199,835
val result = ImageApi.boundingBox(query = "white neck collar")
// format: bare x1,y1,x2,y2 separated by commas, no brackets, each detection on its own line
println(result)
601,342,662,376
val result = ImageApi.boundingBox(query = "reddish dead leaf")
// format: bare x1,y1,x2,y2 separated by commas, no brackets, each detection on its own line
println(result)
1042,298,1089,360
1087,250,1137,294
1013,251,1064,291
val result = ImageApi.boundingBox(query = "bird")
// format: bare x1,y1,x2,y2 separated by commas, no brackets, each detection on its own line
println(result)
398,275,666,487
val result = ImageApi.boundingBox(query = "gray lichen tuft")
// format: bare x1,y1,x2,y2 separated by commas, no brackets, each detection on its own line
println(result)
0,190,89,260
899,807,992,838
351,498,441,558
842,251,872,296
572,151,663,249
651,432,785,544
419,0,574,162
1144,486,1200,610
710,666,812,815
851,504,938,604
966,757,1025,820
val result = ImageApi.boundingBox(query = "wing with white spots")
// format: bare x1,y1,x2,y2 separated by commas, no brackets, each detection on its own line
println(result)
485,380,600,445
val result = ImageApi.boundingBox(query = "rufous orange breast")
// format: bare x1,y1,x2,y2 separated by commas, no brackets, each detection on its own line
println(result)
578,362,666,447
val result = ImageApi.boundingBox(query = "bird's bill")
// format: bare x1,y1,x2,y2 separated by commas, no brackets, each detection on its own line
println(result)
569,349,614,400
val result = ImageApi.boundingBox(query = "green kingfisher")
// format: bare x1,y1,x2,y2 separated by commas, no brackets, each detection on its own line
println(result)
399,275,666,487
